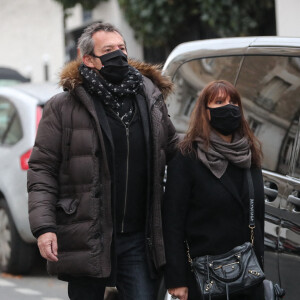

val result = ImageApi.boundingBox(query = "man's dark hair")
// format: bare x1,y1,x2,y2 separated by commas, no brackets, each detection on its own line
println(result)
77,22,125,58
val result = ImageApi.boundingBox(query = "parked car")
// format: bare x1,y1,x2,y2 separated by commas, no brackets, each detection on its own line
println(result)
0,67,30,86
0,82,61,274
158,36,300,300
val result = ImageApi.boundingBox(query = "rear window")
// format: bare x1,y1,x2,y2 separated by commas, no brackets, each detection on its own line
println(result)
166,55,300,176
166,56,243,132
289,113,300,178
236,55,300,175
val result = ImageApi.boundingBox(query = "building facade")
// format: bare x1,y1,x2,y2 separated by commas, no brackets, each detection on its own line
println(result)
0,0,143,83
275,0,300,37
0,0,64,83
0,0,298,84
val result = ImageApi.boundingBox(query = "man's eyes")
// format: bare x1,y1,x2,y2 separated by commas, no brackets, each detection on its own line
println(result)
103,47,125,53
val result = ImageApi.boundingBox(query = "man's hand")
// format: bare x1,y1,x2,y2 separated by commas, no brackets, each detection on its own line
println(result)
37,232,58,262
168,287,188,300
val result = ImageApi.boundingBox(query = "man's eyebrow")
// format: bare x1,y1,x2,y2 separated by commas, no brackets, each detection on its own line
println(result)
101,43,126,49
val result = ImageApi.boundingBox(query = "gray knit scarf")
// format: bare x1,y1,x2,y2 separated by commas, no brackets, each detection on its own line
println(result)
195,131,251,178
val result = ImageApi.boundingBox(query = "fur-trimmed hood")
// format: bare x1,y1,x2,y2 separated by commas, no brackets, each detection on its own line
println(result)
59,59,173,98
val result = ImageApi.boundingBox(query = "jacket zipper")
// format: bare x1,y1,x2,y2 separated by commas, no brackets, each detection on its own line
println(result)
121,126,130,232
109,107,136,233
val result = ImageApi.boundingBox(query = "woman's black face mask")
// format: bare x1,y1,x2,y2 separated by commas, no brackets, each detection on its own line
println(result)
94,49,129,83
207,104,241,136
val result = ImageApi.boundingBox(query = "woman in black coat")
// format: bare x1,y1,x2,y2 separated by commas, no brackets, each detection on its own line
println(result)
163,80,265,300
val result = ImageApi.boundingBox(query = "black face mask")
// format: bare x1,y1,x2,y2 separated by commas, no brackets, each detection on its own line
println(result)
207,104,241,136
97,50,129,83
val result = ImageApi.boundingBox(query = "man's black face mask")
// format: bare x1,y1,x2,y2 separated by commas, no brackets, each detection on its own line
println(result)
207,104,241,136
95,49,129,83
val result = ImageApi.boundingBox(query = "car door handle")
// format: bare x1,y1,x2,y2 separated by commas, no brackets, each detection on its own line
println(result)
264,186,278,198
287,194,300,206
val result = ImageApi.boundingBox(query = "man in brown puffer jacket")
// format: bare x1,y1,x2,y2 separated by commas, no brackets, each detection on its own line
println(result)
27,22,178,300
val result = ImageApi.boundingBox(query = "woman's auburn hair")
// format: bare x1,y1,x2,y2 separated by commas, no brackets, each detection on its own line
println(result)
179,80,263,167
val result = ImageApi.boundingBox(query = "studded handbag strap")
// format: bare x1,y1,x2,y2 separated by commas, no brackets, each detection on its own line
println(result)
246,169,255,245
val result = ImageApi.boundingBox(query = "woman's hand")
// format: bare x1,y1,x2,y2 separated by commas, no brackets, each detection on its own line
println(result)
168,287,188,300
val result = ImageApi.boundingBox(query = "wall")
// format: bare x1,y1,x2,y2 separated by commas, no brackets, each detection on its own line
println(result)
0,0,65,83
275,0,300,37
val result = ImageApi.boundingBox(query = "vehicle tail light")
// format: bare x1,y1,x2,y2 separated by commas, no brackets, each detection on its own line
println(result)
20,107,42,170
36,106,43,133
20,149,32,170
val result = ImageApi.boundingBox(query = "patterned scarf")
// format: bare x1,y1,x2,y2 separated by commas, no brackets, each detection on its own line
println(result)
195,131,252,178
79,63,143,126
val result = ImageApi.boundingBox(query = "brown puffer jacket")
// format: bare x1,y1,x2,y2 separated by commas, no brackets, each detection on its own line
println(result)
27,59,178,278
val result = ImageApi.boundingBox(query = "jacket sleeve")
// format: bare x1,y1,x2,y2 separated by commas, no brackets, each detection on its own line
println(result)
27,95,64,237
163,151,192,289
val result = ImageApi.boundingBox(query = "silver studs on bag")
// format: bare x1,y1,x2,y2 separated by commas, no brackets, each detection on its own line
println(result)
248,270,261,276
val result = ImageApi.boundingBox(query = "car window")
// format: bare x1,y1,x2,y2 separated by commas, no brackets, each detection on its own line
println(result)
235,56,300,176
288,113,300,178
0,97,23,145
166,56,243,132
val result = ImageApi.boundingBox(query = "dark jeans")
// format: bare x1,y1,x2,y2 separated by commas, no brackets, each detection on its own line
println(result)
68,232,158,300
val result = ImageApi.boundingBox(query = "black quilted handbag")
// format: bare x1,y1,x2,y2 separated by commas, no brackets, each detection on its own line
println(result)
190,242,265,299
186,170,265,300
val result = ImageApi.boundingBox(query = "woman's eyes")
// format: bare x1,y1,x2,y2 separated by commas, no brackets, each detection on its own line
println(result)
215,100,237,104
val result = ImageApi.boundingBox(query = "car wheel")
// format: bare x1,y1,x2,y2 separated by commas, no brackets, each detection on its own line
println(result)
0,199,36,274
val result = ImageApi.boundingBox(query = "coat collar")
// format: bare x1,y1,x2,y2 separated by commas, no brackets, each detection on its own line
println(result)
59,58,173,99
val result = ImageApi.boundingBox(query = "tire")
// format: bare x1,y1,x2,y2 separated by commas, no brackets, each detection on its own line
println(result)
0,199,36,274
